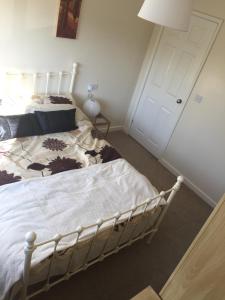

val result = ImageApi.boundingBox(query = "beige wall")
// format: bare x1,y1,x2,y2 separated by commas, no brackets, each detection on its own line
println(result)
0,0,153,127
163,0,225,205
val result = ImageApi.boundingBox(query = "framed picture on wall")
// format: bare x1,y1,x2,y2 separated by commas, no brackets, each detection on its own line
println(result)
56,0,83,39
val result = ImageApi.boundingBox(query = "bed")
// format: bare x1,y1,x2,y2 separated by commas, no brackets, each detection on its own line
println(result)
0,63,183,300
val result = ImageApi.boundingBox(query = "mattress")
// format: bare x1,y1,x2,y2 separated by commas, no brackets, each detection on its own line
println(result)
0,159,163,300
0,99,162,300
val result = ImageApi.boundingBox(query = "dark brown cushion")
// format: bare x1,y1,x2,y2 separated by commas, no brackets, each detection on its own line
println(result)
35,109,77,134
0,113,42,141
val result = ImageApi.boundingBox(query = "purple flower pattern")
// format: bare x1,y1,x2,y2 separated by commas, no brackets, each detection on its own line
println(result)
43,138,67,151
0,170,21,186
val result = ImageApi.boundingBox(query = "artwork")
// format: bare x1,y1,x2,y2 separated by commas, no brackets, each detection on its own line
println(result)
56,0,82,39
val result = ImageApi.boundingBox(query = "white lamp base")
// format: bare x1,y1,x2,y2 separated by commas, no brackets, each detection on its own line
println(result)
83,98,101,118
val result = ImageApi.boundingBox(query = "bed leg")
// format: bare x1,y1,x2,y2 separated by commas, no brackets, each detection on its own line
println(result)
22,232,37,300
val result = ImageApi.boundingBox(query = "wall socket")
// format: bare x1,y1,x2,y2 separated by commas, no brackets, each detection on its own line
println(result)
194,94,203,104
88,84,98,93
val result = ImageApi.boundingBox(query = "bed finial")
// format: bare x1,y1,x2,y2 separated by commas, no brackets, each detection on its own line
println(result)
174,176,184,191
177,175,184,183
25,231,37,247
72,62,78,69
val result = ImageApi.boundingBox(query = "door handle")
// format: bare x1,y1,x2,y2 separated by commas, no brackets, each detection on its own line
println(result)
177,99,182,104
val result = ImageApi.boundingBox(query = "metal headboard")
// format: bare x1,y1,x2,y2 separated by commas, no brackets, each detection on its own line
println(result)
0,62,78,97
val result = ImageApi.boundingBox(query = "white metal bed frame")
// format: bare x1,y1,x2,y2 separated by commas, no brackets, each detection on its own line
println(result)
22,176,183,300
0,62,78,98
0,63,183,299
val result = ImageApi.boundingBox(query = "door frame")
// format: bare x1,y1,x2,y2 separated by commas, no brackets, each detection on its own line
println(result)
124,11,223,157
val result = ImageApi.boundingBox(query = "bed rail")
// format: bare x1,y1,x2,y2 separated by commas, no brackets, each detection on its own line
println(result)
22,176,183,300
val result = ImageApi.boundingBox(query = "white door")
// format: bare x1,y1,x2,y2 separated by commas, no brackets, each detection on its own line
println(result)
129,13,220,158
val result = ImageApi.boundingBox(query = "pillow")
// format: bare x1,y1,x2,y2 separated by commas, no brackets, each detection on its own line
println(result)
35,109,77,134
0,113,42,141
0,96,29,116
48,95,73,105
0,94,76,116
25,103,75,113
32,94,75,105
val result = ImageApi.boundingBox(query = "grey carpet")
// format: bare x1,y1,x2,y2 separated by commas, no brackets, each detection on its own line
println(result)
34,131,212,300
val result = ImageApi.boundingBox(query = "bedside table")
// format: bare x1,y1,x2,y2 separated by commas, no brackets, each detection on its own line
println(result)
93,113,111,138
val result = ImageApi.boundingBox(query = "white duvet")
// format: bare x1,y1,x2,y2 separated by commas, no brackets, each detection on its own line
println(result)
0,158,159,300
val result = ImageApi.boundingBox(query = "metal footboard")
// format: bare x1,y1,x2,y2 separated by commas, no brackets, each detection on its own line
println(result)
22,176,183,299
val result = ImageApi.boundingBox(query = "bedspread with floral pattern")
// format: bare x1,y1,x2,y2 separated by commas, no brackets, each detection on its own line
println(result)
0,110,121,186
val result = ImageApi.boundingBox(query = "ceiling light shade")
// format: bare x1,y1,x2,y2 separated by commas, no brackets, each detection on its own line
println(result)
138,0,193,31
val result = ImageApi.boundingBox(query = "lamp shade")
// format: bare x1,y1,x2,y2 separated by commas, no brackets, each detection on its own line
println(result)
138,0,193,31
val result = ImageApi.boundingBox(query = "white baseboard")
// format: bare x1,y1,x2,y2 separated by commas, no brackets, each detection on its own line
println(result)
109,125,124,132
99,125,216,207
160,159,217,207
97,125,124,133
